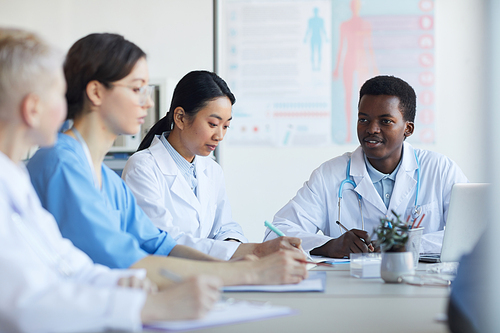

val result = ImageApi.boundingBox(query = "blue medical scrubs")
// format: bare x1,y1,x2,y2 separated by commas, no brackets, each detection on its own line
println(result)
27,133,176,269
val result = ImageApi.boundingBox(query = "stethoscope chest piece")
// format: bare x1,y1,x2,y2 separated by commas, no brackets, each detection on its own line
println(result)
412,205,422,219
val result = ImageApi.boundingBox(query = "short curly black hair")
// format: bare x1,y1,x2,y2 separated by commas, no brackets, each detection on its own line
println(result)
359,75,416,122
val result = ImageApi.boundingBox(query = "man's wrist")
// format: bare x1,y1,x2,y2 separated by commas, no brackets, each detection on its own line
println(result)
224,238,242,243
310,238,335,257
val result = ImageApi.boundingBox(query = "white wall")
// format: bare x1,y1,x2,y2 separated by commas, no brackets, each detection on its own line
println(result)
0,0,215,115
222,0,488,242
486,0,500,329
0,0,487,243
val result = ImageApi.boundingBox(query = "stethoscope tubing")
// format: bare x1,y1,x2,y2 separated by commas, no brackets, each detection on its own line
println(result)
337,151,421,232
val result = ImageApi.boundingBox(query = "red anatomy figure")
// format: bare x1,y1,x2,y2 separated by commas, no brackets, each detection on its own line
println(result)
333,0,378,142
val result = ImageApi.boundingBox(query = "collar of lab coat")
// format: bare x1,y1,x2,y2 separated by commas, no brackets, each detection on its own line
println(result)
148,136,213,220
349,142,419,215
0,151,33,214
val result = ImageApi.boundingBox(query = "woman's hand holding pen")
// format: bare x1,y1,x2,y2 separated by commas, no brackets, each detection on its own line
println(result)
141,275,222,322
230,236,307,260
245,250,308,285
311,229,375,258
252,236,305,258
117,276,158,294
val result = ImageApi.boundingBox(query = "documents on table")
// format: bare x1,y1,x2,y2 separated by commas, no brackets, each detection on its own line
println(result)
144,300,295,331
310,255,350,265
222,271,326,292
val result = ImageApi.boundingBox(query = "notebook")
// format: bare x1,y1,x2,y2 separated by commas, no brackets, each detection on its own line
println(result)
221,271,326,292
419,183,490,263
144,300,295,331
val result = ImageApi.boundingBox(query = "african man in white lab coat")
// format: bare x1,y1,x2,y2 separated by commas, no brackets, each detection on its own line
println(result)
264,75,467,258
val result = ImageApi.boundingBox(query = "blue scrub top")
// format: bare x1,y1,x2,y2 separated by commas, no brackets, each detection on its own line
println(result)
27,133,177,269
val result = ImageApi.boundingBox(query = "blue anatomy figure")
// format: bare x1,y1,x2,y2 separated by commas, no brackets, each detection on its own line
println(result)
304,7,328,71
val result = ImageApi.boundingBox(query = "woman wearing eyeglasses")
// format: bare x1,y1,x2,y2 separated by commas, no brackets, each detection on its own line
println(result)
27,33,308,289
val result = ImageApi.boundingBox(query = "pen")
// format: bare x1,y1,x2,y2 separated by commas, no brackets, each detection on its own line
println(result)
297,260,338,267
160,269,233,305
159,268,183,283
336,220,349,233
336,221,373,252
264,220,285,237
264,220,313,261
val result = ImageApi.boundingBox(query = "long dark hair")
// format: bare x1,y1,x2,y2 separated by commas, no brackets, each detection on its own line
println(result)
64,33,146,120
137,70,235,151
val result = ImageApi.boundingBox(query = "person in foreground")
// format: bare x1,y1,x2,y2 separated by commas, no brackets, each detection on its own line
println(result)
0,28,222,333
27,32,307,288
264,75,467,258
122,70,304,260
447,231,488,333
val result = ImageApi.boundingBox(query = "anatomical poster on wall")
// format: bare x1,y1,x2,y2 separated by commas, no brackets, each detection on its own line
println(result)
217,0,435,146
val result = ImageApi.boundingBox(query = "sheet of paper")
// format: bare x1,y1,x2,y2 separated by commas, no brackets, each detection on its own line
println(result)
310,255,350,264
222,271,326,292
144,301,295,331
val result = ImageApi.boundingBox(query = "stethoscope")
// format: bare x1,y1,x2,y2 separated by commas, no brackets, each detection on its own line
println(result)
337,151,421,233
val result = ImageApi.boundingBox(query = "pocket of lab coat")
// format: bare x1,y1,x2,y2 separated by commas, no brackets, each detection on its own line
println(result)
404,200,440,233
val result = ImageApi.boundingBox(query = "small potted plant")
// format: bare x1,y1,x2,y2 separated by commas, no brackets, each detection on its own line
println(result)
374,211,415,283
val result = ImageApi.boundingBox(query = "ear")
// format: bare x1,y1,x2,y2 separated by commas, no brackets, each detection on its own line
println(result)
404,121,414,139
173,107,186,130
20,93,41,129
85,80,104,107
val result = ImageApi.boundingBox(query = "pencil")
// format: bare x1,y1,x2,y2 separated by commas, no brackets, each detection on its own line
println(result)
415,213,426,229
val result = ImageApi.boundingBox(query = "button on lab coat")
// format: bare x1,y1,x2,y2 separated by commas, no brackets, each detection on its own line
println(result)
264,142,468,254
122,136,247,260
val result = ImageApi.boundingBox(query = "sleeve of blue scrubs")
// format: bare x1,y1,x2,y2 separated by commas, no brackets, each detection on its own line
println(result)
28,145,176,269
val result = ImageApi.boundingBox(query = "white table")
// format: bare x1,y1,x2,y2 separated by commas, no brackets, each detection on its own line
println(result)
144,263,451,333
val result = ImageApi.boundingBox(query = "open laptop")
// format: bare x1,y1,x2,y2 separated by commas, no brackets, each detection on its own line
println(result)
419,183,490,263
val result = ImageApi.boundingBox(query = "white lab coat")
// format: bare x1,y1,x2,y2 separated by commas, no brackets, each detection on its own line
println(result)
0,152,145,333
122,136,247,260
264,142,468,254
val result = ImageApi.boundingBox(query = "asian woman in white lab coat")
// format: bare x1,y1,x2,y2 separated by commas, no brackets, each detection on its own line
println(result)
122,71,303,260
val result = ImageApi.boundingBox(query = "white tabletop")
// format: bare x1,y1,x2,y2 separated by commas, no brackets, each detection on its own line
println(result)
143,263,451,333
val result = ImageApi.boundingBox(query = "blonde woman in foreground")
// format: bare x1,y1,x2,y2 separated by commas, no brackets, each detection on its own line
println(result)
0,28,222,333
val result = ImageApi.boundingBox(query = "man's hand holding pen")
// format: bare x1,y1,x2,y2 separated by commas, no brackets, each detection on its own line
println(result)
310,221,378,258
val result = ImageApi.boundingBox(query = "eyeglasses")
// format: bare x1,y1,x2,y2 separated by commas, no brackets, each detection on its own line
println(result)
110,83,155,106
397,274,452,287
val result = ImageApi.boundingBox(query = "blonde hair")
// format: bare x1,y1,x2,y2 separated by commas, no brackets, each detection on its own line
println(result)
0,28,63,116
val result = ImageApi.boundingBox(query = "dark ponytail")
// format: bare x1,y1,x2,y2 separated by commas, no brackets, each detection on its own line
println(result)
138,70,235,151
